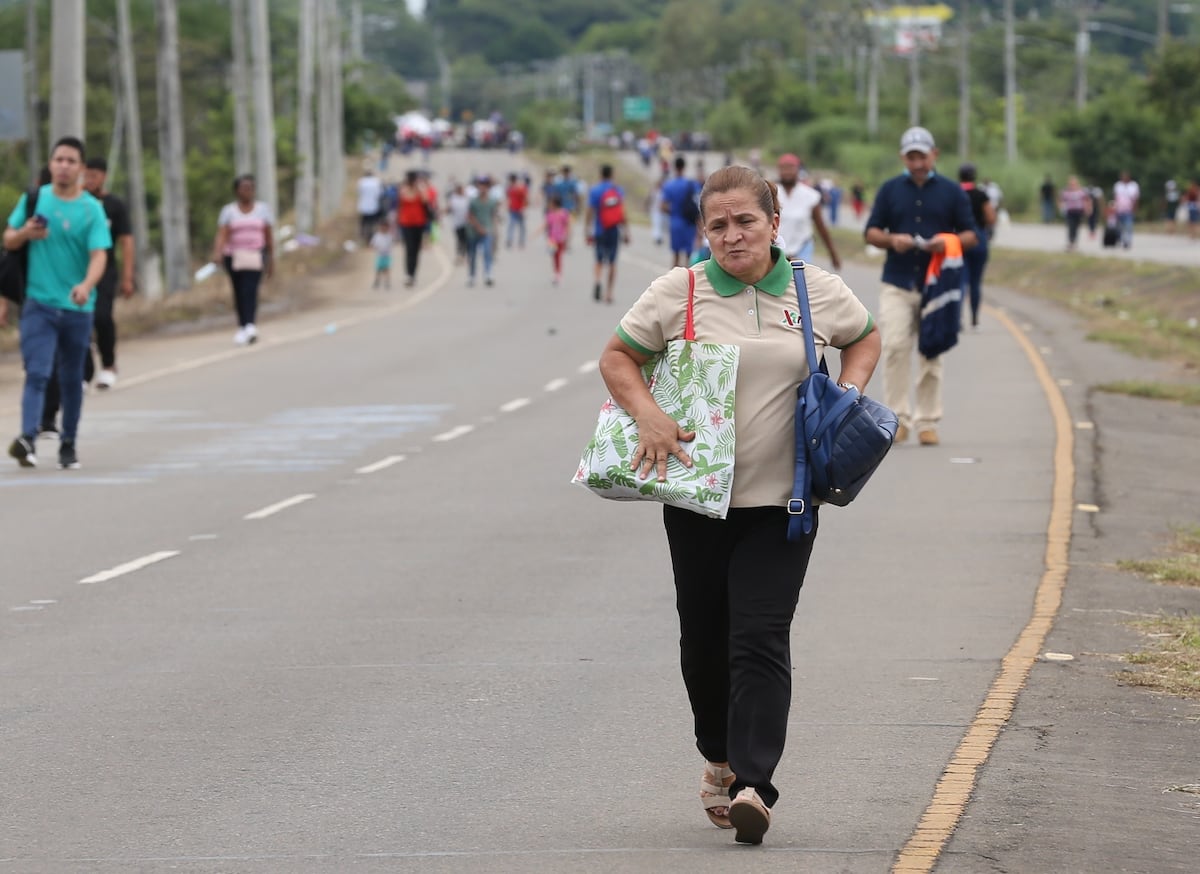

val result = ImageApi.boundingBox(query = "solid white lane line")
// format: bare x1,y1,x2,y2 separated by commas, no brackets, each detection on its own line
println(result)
79,550,181,585
544,378,569,392
577,360,599,374
243,494,316,520
356,454,407,475
500,398,531,413
432,425,474,443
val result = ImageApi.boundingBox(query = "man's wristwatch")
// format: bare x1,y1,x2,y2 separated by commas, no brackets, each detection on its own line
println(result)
837,382,859,393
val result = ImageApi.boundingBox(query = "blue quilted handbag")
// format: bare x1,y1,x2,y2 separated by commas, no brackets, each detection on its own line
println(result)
787,262,898,541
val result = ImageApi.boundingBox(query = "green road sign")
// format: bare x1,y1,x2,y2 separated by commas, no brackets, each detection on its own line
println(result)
622,97,653,122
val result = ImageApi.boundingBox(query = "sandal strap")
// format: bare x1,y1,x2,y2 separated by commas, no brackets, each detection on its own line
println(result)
701,762,735,798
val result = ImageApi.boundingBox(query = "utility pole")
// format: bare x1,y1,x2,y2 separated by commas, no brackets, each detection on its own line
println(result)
248,0,278,220
230,0,252,174
295,0,316,234
116,0,155,298
1003,0,1017,163
1075,2,1089,109
155,0,191,294
958,0,970,158
25,0,41,175
350,1,363,62
1157,0,1169,52
866,34,880,139
49,0,85,142
908,46,921,126
316,0,344,221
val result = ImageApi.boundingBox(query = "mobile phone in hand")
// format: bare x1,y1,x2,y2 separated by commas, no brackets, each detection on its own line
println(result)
32,214,48,228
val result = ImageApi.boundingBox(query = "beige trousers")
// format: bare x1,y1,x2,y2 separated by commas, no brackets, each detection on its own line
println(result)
879,282,943,432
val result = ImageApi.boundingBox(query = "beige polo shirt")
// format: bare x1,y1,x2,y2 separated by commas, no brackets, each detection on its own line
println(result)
616,250,873,508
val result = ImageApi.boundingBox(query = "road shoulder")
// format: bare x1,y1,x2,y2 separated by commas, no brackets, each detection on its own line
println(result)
937,283,1200,873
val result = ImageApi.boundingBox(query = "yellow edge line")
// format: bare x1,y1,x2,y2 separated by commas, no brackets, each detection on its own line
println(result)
890,304,1076,873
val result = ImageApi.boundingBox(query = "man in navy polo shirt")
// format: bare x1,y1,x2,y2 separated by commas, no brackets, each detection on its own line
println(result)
864,127,977,447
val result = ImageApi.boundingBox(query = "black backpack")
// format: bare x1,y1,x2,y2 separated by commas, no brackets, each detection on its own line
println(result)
0,186,42,305
680,181,700,225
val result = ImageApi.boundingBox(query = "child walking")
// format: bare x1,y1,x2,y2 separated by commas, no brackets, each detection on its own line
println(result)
370,219,394,289
543,195,571,285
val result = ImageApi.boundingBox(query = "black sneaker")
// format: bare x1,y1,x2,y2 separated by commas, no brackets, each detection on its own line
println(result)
58,441,80,470
593,282,602,301
8,435,37,468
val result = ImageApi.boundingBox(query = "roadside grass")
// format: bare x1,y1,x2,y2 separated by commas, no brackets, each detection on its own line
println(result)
1117,614,1200,700
1096,380,1200,405
831,227,1200,373
1118,524,1200,588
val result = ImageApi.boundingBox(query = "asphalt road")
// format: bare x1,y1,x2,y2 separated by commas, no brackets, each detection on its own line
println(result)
0,148,1121,872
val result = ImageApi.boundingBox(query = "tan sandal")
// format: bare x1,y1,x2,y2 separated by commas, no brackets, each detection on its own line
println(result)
700,762,735,829
728,787,771,845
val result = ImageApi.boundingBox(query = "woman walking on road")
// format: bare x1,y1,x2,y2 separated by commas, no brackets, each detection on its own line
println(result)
211,174,273,346
1060,175,1092,252
396,170,434,287
959,163,996,330
597,166,881,845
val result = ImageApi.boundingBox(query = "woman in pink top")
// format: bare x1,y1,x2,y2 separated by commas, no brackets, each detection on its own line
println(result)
1059,176,1092,252
211,174,274,345
542,194,571,285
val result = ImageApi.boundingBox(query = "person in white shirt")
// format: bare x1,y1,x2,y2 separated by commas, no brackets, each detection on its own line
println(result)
356,169,384,242
1112,170,1140,249
776,154,840,269
445,181,471,264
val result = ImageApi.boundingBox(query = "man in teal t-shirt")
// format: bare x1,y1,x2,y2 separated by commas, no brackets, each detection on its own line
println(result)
5,136,111,470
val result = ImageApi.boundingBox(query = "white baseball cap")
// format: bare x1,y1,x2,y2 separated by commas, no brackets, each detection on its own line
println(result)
899,126,936,155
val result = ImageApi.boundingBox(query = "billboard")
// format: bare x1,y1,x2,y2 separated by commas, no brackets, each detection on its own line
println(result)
864,3,954,55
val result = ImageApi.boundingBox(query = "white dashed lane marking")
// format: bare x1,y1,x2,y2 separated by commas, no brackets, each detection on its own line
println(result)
499,398,531,413
431,425,474,443
355,455,407,475
79,550,181,584
243,494,316,520
544,378,569,392
577,360,599,374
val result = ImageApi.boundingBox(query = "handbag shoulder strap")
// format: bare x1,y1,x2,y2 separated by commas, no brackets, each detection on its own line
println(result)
683,266,696,341
791,261,819,373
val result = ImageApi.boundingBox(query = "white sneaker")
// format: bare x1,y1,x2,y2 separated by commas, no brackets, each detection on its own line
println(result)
244,323,258,344
234,328,249,346
96,369,117,390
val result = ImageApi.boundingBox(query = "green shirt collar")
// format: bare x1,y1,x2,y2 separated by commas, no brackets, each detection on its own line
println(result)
703,246,793,297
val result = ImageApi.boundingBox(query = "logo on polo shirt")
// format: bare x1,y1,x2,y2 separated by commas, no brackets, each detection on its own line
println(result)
780,309,804,328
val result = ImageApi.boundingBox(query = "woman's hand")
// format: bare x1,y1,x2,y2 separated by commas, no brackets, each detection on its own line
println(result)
632,408,695,483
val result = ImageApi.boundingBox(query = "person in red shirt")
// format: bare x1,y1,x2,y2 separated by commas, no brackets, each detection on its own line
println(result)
396,170,434,287
505,172,528,249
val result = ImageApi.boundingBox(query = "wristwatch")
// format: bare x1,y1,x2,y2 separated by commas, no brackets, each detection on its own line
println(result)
837,382,859,393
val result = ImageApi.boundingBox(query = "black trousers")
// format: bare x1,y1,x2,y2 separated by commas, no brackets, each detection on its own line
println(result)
223,257,262,327
399,225,424,279
663,504,819,809
91,276,117,370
